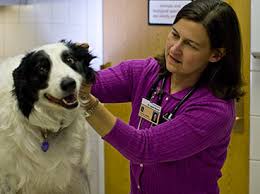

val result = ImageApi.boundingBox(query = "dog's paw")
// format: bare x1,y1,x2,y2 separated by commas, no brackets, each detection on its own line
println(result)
0,176,17,194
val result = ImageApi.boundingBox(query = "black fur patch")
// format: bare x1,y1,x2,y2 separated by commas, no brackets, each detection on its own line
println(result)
60,40,96,84
12,50,51,117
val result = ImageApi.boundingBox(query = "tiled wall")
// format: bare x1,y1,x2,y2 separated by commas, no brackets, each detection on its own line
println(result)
0,0,84,58
250,0,260,193
0,0,102,69
250,57,260,194
0,1,104,194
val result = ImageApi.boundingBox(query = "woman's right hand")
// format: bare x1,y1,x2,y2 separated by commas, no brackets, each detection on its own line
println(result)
79,82,92,105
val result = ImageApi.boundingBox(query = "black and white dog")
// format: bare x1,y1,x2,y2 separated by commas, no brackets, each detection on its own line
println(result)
0,40,96,194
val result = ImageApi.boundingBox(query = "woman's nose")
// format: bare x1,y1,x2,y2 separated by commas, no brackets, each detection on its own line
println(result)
170,40,182,55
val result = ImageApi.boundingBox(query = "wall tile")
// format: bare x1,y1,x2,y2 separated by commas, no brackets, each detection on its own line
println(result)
67,24,87,42
0,24,4,57
0,7,6,24
250,160,260,194
35,23,53,46
19,4,36,23
250,116,260,160
51,0,69,24
50,24,69,43
68,0,87,25
251,56,260,71
34,0,52,23
251,0,260,55
250,71,260,115
4,6,19,24
0,57,5,63
4,23,36,56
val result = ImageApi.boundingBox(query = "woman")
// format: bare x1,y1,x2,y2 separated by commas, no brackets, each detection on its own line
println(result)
79,0,244,193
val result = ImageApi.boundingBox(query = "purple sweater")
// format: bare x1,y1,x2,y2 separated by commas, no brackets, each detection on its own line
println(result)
92,58,235,194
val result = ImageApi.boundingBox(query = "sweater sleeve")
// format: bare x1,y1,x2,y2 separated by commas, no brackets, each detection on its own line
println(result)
102,99,235,164
91,58,155,103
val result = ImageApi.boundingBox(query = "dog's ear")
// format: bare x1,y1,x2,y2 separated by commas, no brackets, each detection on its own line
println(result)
61,40,96,84
12,52,37,117
12,51,50,117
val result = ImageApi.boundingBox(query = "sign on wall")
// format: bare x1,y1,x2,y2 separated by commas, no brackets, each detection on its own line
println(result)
148,0,191,25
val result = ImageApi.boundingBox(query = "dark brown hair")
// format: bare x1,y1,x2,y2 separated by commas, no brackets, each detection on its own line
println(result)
155,0,244,100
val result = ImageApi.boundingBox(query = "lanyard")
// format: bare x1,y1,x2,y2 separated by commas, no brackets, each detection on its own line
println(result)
162,85,198,121
146,75,199,123
146,75,166,105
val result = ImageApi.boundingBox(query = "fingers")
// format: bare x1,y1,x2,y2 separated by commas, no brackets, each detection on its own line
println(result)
80,43,89,49
79,82,92,96
76,43,89,49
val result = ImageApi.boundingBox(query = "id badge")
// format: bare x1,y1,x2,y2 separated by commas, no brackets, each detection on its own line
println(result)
138,98,161,125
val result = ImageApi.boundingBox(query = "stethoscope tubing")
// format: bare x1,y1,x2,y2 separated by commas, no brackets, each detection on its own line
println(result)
145,75,199,123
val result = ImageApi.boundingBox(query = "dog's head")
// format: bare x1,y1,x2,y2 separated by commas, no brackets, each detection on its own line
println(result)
12,40,96,130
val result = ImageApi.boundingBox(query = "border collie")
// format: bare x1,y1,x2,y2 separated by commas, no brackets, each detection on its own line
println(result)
0,40,96,194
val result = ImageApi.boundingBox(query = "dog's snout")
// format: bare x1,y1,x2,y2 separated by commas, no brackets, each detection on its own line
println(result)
60,77,76,92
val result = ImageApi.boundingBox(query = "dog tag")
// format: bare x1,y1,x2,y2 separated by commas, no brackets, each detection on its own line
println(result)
41,141,49,152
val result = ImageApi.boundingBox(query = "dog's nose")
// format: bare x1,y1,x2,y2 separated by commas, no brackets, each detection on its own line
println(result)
60,77,76,93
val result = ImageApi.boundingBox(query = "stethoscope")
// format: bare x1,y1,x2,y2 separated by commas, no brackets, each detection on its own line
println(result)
146,74,199,124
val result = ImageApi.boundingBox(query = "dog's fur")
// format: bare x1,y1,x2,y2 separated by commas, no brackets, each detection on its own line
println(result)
0,41,96,194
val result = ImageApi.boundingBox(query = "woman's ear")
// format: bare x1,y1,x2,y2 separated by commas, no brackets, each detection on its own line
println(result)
209,48,226,63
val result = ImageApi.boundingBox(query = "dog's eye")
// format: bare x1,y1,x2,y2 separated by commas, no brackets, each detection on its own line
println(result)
36,60,50,74
66,56,75,64
39,65,47,73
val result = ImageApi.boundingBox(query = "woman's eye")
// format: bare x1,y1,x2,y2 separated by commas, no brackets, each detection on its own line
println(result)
172,31,179,39
184,40,197,49
187,42,197,49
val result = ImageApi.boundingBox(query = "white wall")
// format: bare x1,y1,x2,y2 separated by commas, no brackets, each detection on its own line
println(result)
250,0,260,193
250,57,260,194
0,1,104,194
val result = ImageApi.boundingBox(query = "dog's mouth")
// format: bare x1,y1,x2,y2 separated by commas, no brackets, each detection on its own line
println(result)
44,93,78,109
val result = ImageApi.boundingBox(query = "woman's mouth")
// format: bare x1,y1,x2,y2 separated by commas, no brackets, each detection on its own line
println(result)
168,55,182,64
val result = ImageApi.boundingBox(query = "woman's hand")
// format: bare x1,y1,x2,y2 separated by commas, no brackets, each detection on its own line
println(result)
79,82,92,105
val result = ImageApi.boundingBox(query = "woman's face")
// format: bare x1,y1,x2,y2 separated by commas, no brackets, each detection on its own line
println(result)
165,19,215,78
